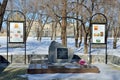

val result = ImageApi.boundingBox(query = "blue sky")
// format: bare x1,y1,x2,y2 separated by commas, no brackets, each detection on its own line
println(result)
0,0,3,3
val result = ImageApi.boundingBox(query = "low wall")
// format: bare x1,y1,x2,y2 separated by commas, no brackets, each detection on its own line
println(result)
78,54,120,66
108,55,120,66
1,55,30,63
0,54,48,64
0,54,120,66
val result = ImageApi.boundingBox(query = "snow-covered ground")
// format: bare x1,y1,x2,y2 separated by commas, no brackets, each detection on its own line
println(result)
0,37,120,56
0,37,120,80
0,37,74,55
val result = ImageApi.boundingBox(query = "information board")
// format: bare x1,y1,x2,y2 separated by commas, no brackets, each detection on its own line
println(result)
92,24,105,43
9,22,24,43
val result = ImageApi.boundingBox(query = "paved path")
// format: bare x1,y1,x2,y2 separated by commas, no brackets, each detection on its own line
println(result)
27,63,120,80
1,63,120,80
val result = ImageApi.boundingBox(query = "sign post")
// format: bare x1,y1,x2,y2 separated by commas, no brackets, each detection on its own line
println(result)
7,10,26,64
89,13,107,64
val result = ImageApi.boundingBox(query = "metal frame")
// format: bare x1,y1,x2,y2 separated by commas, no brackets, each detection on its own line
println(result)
7,10,26,64
89,13,108,64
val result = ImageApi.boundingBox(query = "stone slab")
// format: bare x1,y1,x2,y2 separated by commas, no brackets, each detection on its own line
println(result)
27,64,100,74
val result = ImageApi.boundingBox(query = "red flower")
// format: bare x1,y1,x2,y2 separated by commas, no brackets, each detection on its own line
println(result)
78,59,86,65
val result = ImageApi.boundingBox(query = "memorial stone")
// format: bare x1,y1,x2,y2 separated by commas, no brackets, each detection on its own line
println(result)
48,41,74,63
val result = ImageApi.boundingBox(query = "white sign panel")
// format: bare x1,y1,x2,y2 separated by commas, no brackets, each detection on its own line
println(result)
92,24,105,43
9,22,24,42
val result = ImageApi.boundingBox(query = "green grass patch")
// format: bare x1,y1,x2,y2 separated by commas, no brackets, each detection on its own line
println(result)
0,67,27,80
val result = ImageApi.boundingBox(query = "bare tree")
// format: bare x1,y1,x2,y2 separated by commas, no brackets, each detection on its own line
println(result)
101,0,119,49
51,21,57,40
0,0,8,31
112,1,120,49
10,0,119,53
37,14,49,41
113,26,120,49
10,0,39,40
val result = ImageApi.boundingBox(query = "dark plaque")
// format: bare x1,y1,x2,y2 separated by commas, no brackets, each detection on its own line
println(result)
57,48,68,59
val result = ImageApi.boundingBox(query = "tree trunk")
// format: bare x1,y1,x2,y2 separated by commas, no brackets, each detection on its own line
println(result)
113,37,117,49
75,20,79,48
0,0,8,31
75,38,78,47
51,22,57,40
51,22,54,40
75,0,79,48
54,24,57,40
61,0,67,47
37,27,40,40
84,33,88,54
39,28,44,41
79,25,82,47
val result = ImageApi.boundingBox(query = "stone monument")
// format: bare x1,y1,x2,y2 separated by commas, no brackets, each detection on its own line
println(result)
48,41,74,63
